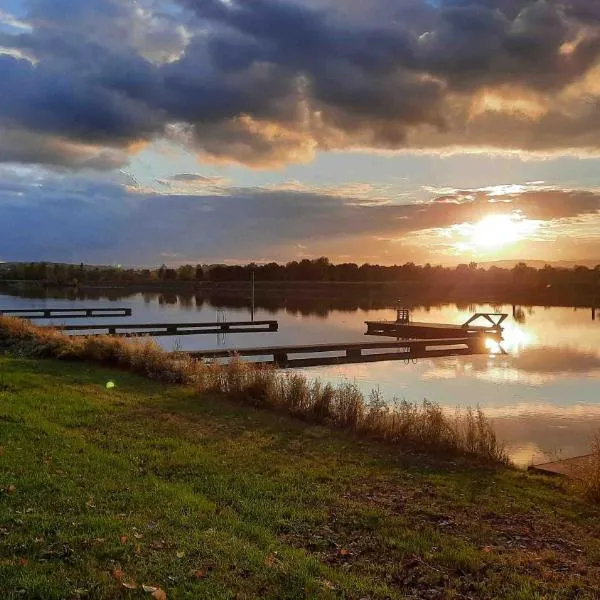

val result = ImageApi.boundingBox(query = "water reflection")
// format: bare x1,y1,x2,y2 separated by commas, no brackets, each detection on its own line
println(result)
1,288,600,465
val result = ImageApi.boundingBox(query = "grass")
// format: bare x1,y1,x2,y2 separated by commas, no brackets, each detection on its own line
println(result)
0,316,506,463
1,358,600,599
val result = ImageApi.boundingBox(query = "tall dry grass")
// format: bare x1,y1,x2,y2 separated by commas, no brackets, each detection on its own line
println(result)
569,433,600,503
0,316,508,463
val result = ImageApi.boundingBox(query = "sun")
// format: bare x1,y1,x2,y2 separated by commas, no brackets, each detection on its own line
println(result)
469,214,538,250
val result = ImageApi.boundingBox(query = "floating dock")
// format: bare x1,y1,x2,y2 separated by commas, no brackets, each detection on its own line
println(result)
184,337,487,368
0,307,132,319
365,312,507,340
55,320,278,337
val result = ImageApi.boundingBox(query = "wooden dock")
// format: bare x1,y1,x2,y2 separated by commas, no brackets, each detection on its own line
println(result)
0,307,132,319
184,337,487,367
365,312,507,340
528,455,595,478
54,320,278,337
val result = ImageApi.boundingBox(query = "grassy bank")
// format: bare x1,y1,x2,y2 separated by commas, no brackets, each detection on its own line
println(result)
1,357,600,599
0,316,506,463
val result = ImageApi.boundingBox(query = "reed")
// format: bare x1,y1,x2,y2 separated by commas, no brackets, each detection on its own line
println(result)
569,433,600,503
0,316,508,463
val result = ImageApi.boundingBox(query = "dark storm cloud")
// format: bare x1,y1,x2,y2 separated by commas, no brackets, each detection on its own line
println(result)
1,170,599,263
3,0,600,168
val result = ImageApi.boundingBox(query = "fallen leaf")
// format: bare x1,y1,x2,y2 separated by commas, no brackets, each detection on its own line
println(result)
339,548,350,556
120,535,128,544
151,540,164,550
176,551,185,559
122,581,138,590
6,485,16,494
86,500,95,509
134,533,144,539
112,569,125,582
18,558,28,566
142,585,157,593
152,589,167,600
192,569,206,579
265,553,277,567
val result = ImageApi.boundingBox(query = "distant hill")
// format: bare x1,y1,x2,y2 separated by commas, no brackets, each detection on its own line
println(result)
477,259,600,269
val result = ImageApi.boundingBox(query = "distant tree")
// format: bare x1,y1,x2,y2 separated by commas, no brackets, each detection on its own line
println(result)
177,264,195,281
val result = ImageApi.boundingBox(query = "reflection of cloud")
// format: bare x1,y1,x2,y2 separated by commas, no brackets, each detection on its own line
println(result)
514,346,600,374
469,402,600,419
423,343,600,386
492,411,600,466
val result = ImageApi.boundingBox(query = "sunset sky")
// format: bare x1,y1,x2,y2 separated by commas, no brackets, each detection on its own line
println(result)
2,0,600,266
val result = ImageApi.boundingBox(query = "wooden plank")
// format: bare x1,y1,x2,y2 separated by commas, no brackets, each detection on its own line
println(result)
185,337,475,360
528,455,595,478
0,307,132,318
55,320,278,332
88,326,277,338
280,347,477,368
366,323,492,339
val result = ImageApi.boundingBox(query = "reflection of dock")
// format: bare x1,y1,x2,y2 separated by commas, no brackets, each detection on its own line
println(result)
56,320,278,337
365,312,507,340
0,307,132,319
528,454,594,478
184,337,488,368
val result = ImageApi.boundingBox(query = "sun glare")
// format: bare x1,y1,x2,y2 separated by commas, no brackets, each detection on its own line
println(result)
469,214,538,250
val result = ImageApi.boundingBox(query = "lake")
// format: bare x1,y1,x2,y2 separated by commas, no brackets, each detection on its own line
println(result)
2,288,600,466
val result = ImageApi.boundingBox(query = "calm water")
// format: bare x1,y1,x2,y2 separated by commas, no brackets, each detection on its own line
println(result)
2,289,600,466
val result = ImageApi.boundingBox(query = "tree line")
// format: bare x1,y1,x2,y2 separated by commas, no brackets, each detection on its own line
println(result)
1,258,600,293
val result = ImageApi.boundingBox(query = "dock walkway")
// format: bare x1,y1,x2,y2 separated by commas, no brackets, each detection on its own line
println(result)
184,337,486,367
0,307,132,319
528,455,595,478
55,320,278,337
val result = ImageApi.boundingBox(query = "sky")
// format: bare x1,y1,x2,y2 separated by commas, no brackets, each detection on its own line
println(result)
2,0,600,266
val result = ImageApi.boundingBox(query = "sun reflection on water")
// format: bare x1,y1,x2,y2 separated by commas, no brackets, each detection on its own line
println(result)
486,322,534,355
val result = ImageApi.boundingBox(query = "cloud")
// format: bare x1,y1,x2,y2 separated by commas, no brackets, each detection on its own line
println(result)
155,173,230,189
0,124,130,170
2,0,600,168
1,169,600,264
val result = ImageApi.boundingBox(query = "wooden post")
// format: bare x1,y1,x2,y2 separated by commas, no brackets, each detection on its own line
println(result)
250,270,255,323
274,352,288,366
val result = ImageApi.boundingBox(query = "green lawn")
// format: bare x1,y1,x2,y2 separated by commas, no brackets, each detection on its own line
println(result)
1,357,599,599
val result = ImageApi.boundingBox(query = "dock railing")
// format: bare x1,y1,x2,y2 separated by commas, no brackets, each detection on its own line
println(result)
461,313,507,329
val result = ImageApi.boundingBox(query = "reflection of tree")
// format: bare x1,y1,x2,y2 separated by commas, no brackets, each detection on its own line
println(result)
513,306,526,324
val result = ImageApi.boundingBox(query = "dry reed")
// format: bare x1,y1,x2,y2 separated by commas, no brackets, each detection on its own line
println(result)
569,433,600,503
0,316,508,463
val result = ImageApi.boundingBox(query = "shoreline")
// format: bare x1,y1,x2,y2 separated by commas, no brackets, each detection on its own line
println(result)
2,279,600,310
